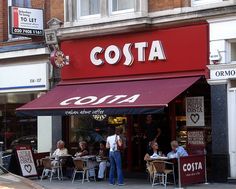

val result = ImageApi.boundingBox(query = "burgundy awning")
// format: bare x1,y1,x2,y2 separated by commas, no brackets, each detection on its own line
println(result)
17,76,200,116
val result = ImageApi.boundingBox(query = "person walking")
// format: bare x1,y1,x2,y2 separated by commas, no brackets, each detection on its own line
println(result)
106,127,124,186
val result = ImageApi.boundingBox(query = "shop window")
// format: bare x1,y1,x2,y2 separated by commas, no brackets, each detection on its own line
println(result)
231,42,236,62
77,0,100,18
0,92,38,152
110,0,135,14
191,0,223,6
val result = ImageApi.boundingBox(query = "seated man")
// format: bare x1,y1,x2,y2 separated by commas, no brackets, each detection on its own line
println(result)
167,140,188,159
52,140,68,157
97,141,109,180
44,140,68,178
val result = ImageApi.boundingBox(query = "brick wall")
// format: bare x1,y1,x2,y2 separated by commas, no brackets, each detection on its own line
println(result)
148,0,190,12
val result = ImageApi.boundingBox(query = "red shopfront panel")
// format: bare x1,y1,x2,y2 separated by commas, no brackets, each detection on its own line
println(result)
61,24,209,80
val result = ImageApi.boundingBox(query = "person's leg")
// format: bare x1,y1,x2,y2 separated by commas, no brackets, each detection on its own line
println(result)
114,151,124,185
109,152,115,185
98,161,106,179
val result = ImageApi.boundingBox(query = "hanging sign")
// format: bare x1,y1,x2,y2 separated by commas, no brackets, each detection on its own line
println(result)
16,146,37,177
186,96,205,126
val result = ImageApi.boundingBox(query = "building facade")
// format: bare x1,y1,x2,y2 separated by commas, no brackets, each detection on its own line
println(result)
0,0,64,152
3,0,236,183
55,0,236,182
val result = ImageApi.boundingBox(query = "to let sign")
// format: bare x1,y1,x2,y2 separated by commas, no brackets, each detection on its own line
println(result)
10,7,44,36
179,155,206,186
186,96,205,126
16,146,37,177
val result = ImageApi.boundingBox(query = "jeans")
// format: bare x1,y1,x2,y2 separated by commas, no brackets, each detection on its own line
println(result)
109,151,124,185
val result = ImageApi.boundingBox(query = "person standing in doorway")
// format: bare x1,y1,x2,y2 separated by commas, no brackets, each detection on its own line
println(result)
143,114,162,154
106,127,124,186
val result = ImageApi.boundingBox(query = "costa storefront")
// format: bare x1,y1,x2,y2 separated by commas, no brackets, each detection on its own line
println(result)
17,23,211,174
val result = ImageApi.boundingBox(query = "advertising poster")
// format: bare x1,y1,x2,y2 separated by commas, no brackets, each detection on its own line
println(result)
186,96,205,126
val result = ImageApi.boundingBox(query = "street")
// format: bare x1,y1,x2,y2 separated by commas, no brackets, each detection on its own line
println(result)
37,179,236,189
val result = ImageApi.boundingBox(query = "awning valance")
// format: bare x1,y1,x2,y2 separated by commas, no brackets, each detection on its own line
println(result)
17,76,200,116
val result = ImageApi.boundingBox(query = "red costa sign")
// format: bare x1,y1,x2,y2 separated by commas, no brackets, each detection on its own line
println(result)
179,155,206,186
61,24,208,80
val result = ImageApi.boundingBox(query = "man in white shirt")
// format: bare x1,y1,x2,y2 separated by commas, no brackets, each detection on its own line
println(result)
106,127,124,186
44,140,68,178
52,140,68,157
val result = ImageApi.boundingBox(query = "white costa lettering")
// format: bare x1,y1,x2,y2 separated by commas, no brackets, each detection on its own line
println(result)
74,96,97,105
90,40,166,66
135,42,148,62
183,162,203,172
123,43,134,66
60,94,140,106
60,97,80,106
104,45,121,65
90,46,104,66
148,40,166,60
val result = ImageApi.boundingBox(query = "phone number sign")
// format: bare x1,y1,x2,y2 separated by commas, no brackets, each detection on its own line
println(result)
10,6,44,36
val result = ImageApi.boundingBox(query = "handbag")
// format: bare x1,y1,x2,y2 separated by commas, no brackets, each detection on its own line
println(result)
116,135,124,151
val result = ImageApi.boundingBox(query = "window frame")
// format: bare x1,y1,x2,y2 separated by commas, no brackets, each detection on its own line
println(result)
109,0,135,15
191,0,224,6
229,40,236,63
77,0,101,20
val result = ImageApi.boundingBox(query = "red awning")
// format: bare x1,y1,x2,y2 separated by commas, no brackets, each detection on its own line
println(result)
17,76,200,116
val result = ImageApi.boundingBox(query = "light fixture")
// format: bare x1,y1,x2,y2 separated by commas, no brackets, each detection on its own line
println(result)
92,114,107,121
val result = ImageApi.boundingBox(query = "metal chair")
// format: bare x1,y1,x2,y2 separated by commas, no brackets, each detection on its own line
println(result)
40,157,63,182
151,160,176,188
72,159,89,184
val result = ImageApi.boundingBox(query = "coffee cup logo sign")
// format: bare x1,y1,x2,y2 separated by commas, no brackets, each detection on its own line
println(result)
90,40,166,66
186,96,205,126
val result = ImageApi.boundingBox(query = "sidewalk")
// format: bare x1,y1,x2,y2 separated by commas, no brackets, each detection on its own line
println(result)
37,179,236,189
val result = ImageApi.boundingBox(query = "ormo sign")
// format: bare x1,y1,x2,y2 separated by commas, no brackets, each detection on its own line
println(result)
90,41,166,66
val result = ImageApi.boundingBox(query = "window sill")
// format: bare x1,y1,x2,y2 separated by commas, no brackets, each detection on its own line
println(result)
191,0,225,6
7,36,31,42
64,11,147,28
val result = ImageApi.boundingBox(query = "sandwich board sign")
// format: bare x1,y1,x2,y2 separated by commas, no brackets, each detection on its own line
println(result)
16,146,37,177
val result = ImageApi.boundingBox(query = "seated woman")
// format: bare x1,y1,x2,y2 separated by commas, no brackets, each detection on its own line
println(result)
144,141,161,161
75,141,89,157
97,141,109,180
167,140,188,159
75,141,96,178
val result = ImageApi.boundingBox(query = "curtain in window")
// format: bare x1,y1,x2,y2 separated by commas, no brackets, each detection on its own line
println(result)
80,0,100,16
112,0,134,12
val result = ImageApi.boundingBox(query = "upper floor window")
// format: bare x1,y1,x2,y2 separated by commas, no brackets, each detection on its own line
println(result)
231,42,236,62
12,0,31,7
111,0,135,13
191,0,223,6
78,0,100,18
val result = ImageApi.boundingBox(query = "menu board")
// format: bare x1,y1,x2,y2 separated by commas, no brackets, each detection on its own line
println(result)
16,146,37,177
187,130,205,146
